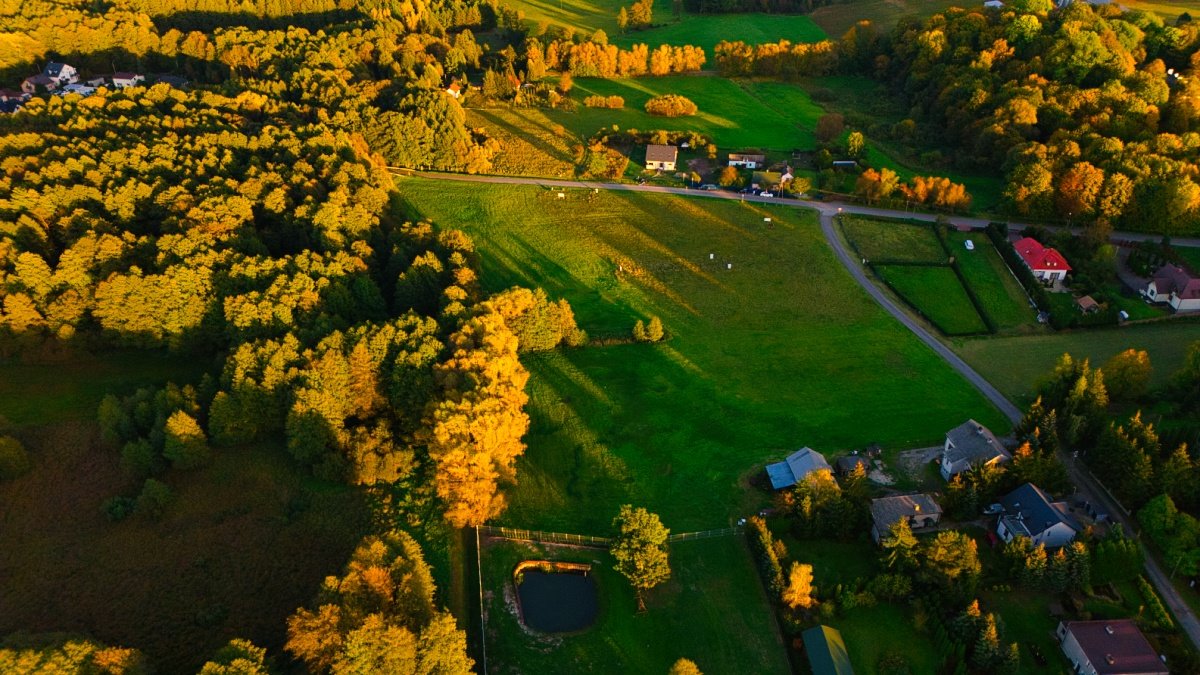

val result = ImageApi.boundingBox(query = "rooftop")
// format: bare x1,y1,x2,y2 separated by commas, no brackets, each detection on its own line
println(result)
1152,264,1200,300
945,419,1009,467
870,494,941,531
1014,237,1072,272
766,447,830,490
1062,620,1165,675
645,144,678,163
802,625,855,675
999,482,1079,539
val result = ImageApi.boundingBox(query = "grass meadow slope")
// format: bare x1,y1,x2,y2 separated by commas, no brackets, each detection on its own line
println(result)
397,177,1009,533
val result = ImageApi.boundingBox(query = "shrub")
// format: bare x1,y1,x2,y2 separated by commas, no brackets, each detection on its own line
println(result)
1137,575,1174,630
0,435,31,479
103,496,137,522
633,319,648,342
646,316,665,341
644,94,697,117
163,410,211,470
746,516,785,597
583,95,624,109
136,478,173,520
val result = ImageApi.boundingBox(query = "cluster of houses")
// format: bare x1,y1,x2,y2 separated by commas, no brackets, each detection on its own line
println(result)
771,419,1171,675
1,62,188,114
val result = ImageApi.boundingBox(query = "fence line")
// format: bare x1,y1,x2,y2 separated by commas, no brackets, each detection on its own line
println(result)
478,525,743,548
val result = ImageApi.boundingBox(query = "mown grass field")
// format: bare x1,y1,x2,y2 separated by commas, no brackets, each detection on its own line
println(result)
876,265,990,335
555,76,811,150
956,319,1200,402
0,355,369,674
398,177,1009,532
505,0,826,55
480,536,787,674
946,231,1039,332
1176,245,1200,272
840,215,945,263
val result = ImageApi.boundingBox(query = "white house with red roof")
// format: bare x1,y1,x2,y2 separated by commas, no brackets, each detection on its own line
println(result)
1144,264,1200,312
1014,237,1071,282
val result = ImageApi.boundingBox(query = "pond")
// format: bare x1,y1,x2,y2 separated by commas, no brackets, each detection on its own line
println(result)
516,568,599,633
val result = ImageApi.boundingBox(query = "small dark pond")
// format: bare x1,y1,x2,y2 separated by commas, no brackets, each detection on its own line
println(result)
517,570,599,633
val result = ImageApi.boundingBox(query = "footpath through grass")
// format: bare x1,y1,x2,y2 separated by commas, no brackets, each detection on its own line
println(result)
480,536,787,674
398,177,1009,532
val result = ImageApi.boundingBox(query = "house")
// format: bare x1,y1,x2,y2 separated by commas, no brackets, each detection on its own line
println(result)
21,74,58,95
43,62,78,85
444,82,462,99
870,494,942,543
728,153,766,169
941,420,1009,480
85,76,106,87
766,447,831,490
802,625,855,675
1143,264,1200,312
111,72,145,88
835,453,870,477
996,483,1081,548
0,89,26,102
1014,237,1072,283
60,83,96,96
1076,295,1101,314
645,144,678,171
1056,620,1167,675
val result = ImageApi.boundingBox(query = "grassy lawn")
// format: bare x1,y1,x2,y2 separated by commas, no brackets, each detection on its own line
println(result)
808,0,966,38
1177,245,1200,272
839,215,946,263
556,76,811,150
0,350,210,428
956,319,1200,403
480,536,788,674
468,107,577,178
981,589,1064,674
946,231,1039,332
828,603,940,675
876,265,990,336
398,178,1009,531
611,13,827,56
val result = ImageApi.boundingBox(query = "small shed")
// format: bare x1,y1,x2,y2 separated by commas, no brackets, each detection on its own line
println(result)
728,153,766,169
835,454,870,477
802,625,855,675
1076,295,1100,314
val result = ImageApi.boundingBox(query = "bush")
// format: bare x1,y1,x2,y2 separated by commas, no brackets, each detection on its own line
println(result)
583,95,624,109
746,516,785,597
0,435,31,479
644,94,697,117
646,316,665,341
136,478,173,520
1137,576,1174,630
103,496,137,522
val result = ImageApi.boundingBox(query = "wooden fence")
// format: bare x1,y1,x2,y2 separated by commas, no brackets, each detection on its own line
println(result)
478,525,743,548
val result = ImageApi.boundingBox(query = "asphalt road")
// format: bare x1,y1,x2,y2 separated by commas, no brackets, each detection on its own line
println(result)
395,170,1200,247
397,168,1200,650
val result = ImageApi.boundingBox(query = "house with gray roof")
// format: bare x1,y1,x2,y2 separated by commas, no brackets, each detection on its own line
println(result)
802,625,855,675
766,447,831,490
1056,620,1166,675
644,144,677,171
870,494,942,543
996,483,1080,548
836,453,870,477
940,419,1010,480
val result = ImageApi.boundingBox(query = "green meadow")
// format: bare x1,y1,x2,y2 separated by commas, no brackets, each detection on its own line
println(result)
397,177,1009,532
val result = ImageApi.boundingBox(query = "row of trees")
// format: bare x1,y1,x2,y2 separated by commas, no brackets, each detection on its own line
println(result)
854,169,973,211
713,39,839,79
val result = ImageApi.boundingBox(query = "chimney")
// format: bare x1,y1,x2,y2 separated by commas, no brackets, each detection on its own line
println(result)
1105,655,1116,665
1105,625,1114,635
914,504,921,513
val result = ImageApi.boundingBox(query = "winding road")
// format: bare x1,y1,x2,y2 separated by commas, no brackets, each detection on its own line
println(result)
396,169,1200,650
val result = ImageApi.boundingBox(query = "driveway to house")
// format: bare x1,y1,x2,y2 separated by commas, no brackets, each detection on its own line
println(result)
397,169,1200,648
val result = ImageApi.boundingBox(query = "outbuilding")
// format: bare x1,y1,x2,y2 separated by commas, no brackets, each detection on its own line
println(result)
645,144,678,171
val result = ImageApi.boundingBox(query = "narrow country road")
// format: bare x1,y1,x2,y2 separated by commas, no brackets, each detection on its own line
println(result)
396,169,1200,650
394,169,1200,247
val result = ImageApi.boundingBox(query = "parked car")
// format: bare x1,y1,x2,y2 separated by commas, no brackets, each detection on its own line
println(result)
964,239,975,251
983,503,1004,515
701,184,720,190
759,192,774,198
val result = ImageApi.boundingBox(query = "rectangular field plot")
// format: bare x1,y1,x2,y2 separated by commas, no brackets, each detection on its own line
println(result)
840,216,947,264
946,231,1037,332
876,265,989,336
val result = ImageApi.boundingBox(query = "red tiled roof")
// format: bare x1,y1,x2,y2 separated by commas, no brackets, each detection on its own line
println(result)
446,82,461,92
1014,237,1072,272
